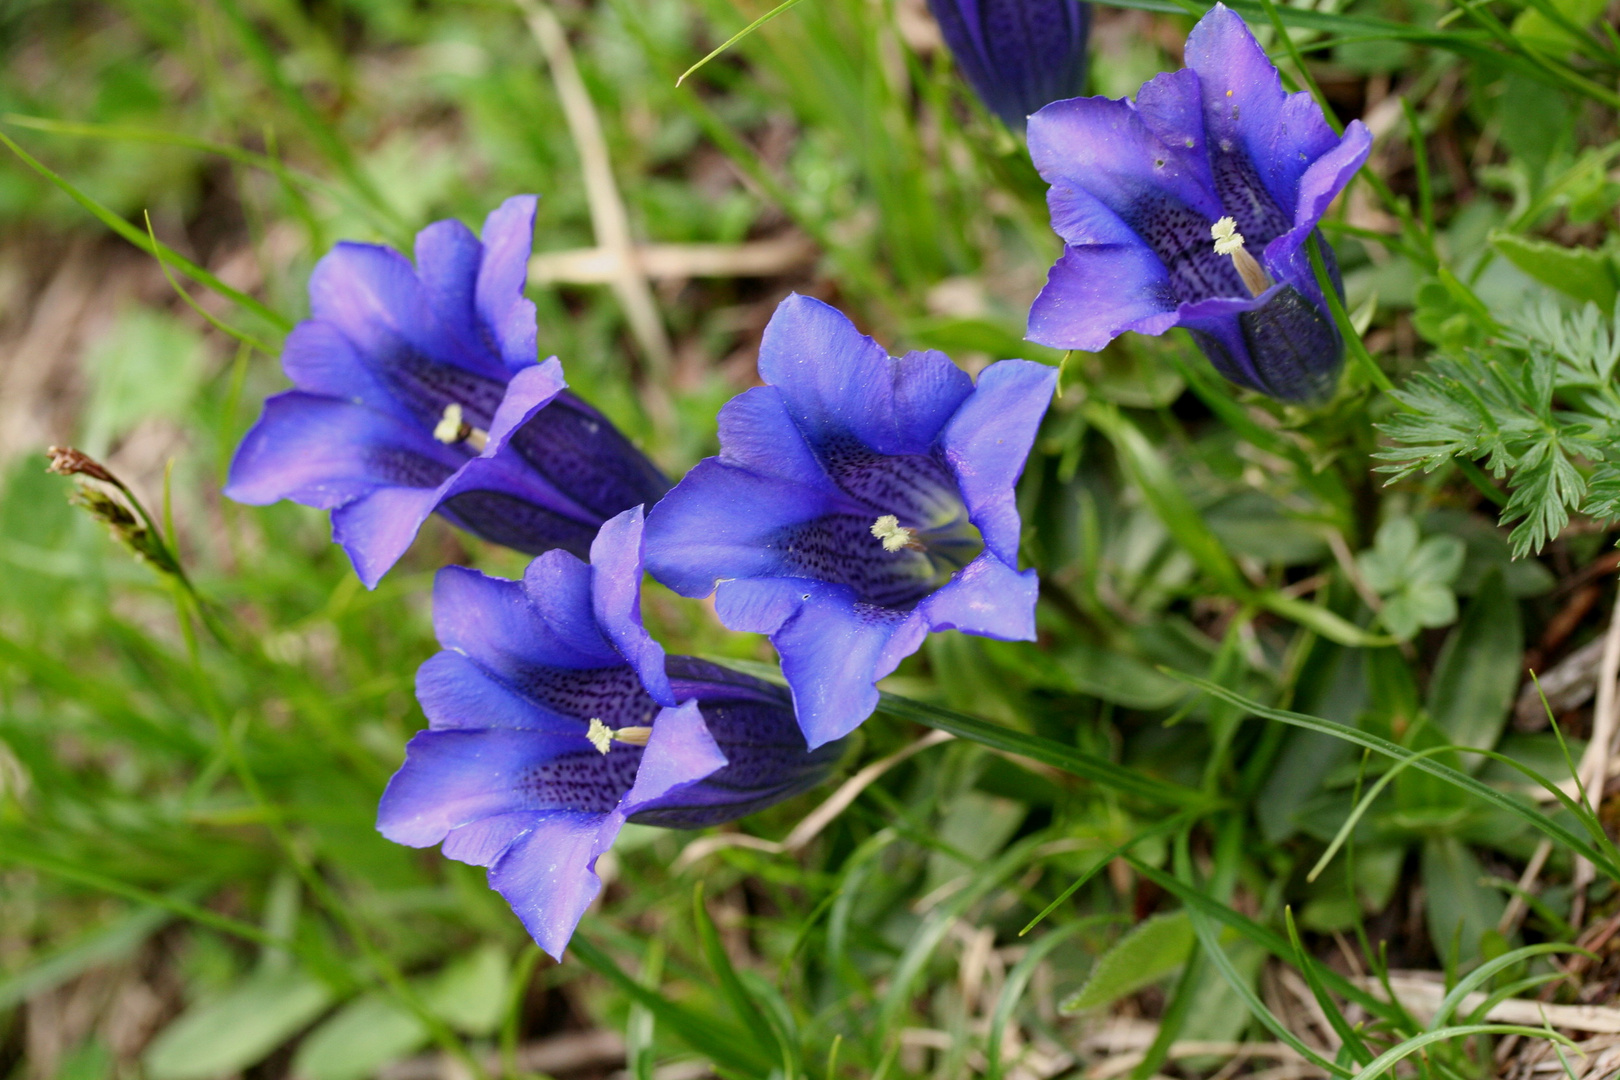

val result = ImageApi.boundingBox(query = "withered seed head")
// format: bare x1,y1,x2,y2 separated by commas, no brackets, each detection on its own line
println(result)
45,446,118,485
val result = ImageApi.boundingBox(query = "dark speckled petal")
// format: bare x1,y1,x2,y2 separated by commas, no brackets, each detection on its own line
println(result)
927,0,1090,129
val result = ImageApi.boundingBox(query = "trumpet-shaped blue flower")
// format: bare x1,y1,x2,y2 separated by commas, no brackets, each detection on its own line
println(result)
927,0,1091,130
377,506,842,959
644,295,1056,750
225,196,669,587
1024,5,1371,402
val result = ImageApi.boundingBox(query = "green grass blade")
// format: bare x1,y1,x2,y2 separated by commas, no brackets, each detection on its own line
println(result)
1172,671,1620,880
875,692,1208,807
678,0,814,84
0,128,291,333
1186,907,1351,1076
569,936,776,1075
692,883,790,1068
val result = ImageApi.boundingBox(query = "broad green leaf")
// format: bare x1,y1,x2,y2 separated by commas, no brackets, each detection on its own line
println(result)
144,967,333,1080
1422,836,1508,965
291,994,426,1080
1061,911,1193,1012
1058,642,1187,710
924,791,1026,895
80,309,206,455
1491,231,1618,308
1426,569,1522,763
1511,0,1610,57
1084,403,1243,591
422,942,508,1036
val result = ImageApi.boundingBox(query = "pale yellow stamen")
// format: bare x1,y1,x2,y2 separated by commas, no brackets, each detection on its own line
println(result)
870,514,916,553
1211,216,1244,256
1210,216,1271,298
432,402,489,452
585,717,652,754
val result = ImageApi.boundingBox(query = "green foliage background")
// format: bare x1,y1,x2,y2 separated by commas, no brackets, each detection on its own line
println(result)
3,0,1620,1075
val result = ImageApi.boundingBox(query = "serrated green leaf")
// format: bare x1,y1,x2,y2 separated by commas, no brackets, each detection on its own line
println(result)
1062,912,1194,1012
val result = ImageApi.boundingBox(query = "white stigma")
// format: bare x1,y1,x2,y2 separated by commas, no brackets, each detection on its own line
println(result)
870,514,915,553
586,717,613,755
1210,216,1271,298
1210,216,1244,256
432,402,489,452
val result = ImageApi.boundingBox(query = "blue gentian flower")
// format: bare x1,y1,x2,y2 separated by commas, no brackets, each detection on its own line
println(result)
1023,5,1372,403
927,0,1091,130
377,506,843,959
644,295,1056,749
225,195,670,588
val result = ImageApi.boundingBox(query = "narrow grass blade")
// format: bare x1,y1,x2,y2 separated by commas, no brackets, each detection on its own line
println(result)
569,937,775,1076
0,128,291,333
678,0,813,85
1125,856,1398,1020
875,692,1208,808
1187,907,1351,1077
692,883,789,1068
1172,671,1620,880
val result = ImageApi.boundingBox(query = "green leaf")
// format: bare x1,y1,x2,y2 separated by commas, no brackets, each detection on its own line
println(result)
1426,569,1523,763
1061,912,1194,1012
291,994,427,1080
80,309,207,455
144,967,333,1080
1491,231,1618,308
422,943,508,1036
1423,836,1507,966
1083,402,1244,592
1057,642,1187,710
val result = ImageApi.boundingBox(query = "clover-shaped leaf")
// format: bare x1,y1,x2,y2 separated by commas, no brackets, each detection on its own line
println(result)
1356,518,1466,641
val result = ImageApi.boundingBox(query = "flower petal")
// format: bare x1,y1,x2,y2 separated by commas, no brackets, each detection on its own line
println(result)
332,485,447,589
375,728,633,848
477,195,541,374
415,651,580,733
1028,85,1224,238
309,241,507,387
485,358,569,450
619,699,728,813
503,391,670,522
1184,5,1339,223
940,359,1057,564
224,392,461,507
757,294,975,457
714,578,929,748
278,321,400,418
920,551,1039,640
412,216,485,364
488,808,623,959
435,561,618,674
1026,243,1179,351
590,506,675,707
439,811,538,866
644,458,843,598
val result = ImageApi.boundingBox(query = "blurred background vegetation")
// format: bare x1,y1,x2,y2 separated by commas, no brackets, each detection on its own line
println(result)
6,0,1620,1076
